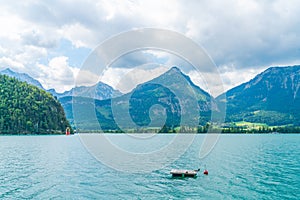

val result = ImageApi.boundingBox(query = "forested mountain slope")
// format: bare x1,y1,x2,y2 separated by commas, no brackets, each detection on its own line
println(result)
0,75,71,134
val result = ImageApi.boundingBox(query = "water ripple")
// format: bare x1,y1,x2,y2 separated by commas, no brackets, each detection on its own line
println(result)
0,134,299,199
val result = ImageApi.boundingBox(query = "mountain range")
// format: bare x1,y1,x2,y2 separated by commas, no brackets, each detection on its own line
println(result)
217,65,300,126
0,68,44,89
2,65,300,131
54,82,122,100
60,66,217,131
0,68,122,100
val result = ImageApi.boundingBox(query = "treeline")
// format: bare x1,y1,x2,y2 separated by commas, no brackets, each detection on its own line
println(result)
0,75,71,134
98,124,300,133
221,125,300,133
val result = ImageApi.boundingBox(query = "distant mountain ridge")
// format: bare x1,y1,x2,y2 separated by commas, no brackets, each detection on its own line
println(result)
55,82,122,100
0,68,44,89
217,65,300,126
0,68,122,100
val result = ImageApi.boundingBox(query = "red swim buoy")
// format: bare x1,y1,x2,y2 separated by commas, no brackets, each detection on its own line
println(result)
66,127,70,135
203,170,208,175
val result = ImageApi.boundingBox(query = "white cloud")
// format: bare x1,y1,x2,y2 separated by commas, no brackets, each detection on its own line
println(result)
59,23,94,48
74,69,100,87
37,56,78,92
0,57,25,70
100,65,168,93
0,11,25,40
218,65,266,93
16,46,48,64
21,29,58,48
1,0,300,93
188,70,226,98
133,0,181,27
99,0,136,21
0,46,7,54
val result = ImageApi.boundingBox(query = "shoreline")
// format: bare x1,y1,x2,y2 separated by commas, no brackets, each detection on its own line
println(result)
1,132,300,136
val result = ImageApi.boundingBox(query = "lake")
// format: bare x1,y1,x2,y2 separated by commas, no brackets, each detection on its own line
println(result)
0,134,299,199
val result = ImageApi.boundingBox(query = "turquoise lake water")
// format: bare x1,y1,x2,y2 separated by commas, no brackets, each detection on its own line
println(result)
0,134,299,199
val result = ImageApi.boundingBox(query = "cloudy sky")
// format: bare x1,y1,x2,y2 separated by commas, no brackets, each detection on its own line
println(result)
1,0,300,95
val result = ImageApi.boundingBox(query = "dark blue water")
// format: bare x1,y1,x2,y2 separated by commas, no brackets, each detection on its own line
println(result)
0,134,299,199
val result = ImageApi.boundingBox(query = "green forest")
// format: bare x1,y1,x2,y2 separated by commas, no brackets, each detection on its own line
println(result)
0,75,71,134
